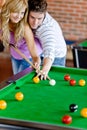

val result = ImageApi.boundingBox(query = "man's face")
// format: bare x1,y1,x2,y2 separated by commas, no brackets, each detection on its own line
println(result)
28,11,45,29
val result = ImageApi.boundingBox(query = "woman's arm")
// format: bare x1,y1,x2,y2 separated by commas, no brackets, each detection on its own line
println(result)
24,23,41,69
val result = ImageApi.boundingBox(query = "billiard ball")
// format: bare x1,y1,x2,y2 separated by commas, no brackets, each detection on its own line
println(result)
64,74,70,81
15,92,24,101
0,100,7,110
69,79,76,86
33,76,40,84
80,108,87,118
69,104,78,112
79,79,86,86
49,79,56,86
62,115,72,124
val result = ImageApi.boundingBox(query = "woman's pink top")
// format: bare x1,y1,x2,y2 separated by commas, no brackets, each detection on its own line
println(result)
10,32,42,59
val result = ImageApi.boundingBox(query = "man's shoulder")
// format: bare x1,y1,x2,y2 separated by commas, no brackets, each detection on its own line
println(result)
44,12,53,23
43,12,58,25
36,12,59,33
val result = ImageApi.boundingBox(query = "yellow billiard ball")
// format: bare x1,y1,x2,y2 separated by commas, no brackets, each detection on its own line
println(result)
15,92,24,101
79,79,86,86
0,100,7,110
80,108,87,118
33,76,40,84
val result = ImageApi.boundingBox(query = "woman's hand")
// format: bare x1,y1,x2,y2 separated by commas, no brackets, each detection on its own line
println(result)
33,56,41,70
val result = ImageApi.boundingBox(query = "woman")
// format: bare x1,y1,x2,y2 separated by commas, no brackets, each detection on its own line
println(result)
1,0,42,74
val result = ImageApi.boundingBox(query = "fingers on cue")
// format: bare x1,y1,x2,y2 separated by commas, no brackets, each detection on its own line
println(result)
34,62,40,70
42,72,47,80
37,70,42,77
37,71,47,80
36,68,40,74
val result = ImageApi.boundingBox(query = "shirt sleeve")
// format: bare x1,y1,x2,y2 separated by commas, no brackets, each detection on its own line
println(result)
38,25,57,62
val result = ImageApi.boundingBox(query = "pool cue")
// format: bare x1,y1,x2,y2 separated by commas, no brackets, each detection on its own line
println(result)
9,44,51,81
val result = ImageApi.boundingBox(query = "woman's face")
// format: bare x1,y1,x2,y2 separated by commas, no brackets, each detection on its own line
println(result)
10,7,26,23
0,0,6,7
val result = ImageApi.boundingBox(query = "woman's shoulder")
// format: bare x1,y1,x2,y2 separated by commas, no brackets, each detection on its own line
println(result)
24,23,30,29
24,23,32,35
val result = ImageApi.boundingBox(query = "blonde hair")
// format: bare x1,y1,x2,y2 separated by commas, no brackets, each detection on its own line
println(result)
1,0,28,46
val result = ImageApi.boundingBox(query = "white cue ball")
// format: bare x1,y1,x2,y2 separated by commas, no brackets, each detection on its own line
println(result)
49,79,56,86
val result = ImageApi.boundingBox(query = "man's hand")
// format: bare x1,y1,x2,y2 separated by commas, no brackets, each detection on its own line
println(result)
36,57,53,80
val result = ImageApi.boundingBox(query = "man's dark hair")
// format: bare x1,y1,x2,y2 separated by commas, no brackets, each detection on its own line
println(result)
28,0,47,12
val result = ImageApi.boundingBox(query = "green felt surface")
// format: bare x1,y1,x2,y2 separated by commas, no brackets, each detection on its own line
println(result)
79,40,87,47
0,67,87,130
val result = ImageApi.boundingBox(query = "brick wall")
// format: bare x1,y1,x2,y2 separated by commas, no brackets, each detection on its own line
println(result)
47,0,87,41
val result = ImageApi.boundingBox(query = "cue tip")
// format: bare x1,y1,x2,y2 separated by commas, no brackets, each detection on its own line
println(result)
47,75,51,81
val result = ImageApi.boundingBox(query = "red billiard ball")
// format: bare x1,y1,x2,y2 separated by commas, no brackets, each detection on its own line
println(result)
69,79,76,86
62,115,72,124
64,74,70,81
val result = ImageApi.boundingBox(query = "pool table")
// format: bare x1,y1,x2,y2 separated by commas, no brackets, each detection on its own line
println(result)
0,66,87,130
71,40,87,69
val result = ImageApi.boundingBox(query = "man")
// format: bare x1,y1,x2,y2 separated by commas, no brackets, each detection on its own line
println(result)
28,0,67,79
